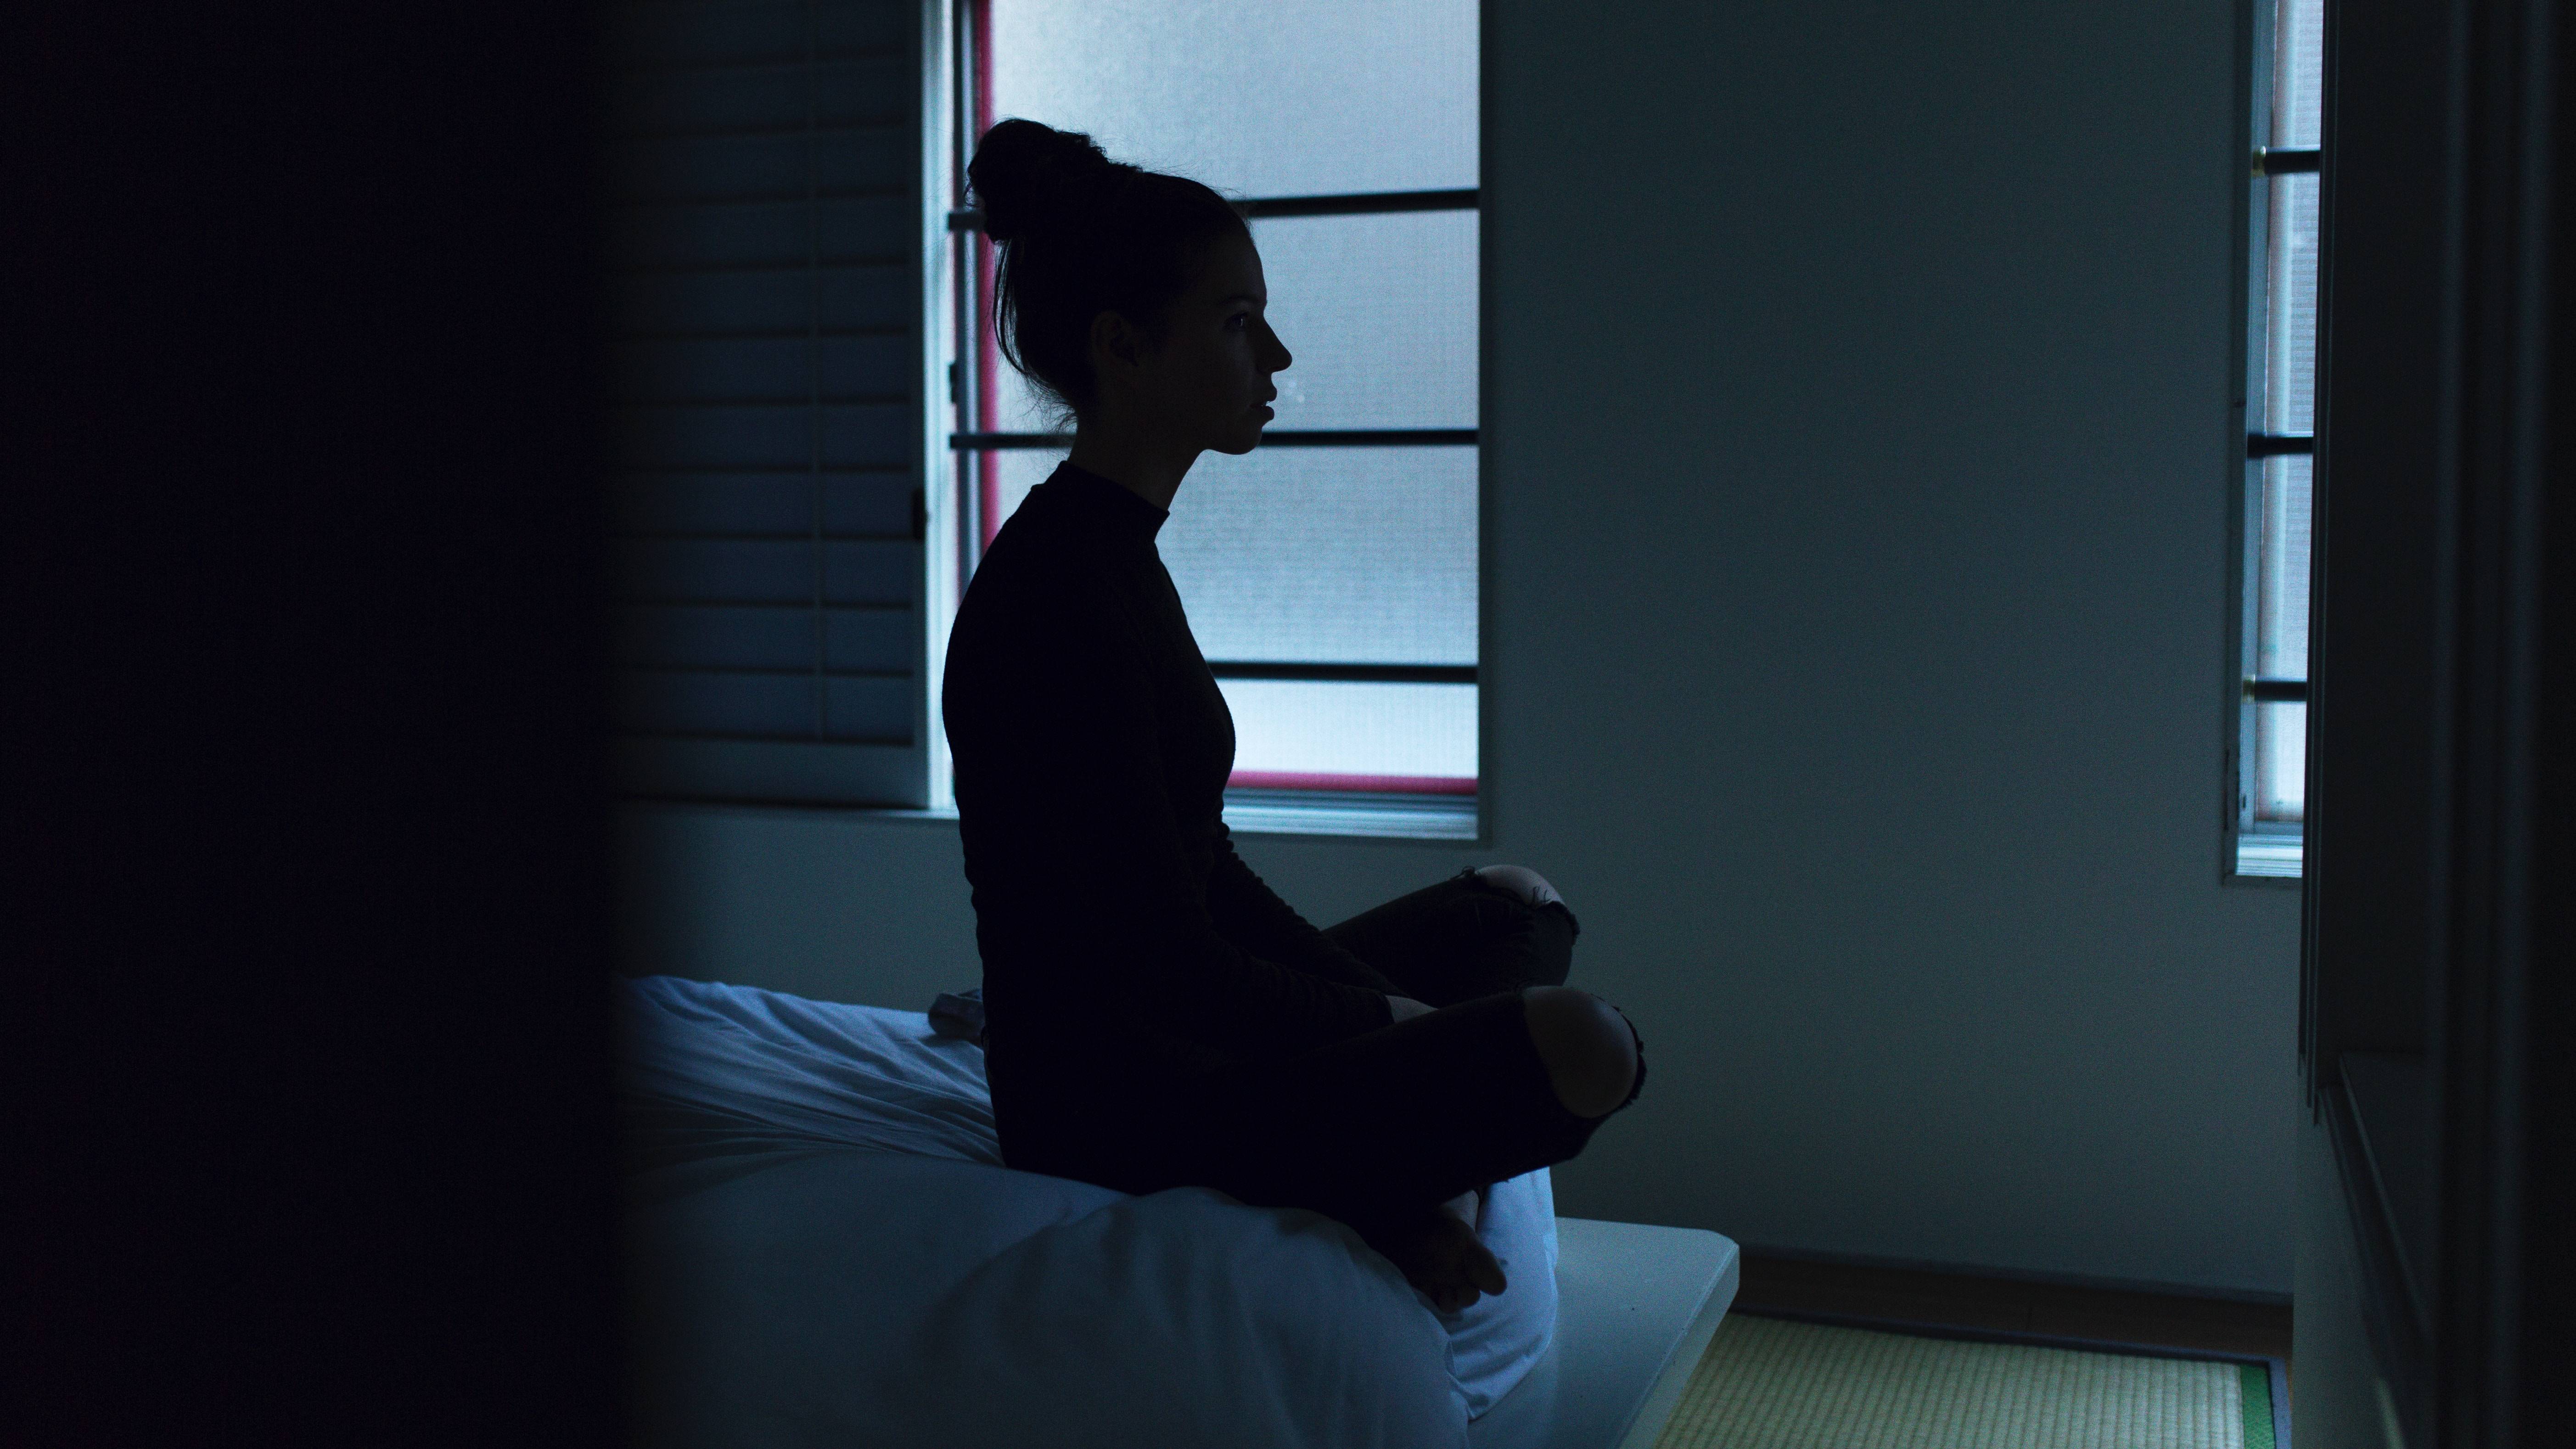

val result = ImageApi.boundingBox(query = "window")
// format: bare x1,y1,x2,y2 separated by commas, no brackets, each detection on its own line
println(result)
928,0,1482,839
2233,0,2321,879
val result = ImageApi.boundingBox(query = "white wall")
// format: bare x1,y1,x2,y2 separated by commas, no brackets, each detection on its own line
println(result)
622,0,2301,1296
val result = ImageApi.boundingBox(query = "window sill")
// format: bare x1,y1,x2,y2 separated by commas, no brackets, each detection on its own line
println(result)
1223,789,1479,842
625,795,1482,844
2234,831,2304,879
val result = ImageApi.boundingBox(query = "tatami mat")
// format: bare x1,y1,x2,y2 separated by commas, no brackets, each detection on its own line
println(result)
1654,1314,2273,1449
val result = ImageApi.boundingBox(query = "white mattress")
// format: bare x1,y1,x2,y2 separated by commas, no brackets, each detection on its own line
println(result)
1470,1219,1741,1449
619,975,1585,1447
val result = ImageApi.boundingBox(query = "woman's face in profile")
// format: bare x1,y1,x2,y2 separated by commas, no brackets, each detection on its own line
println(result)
1136,232,1293,457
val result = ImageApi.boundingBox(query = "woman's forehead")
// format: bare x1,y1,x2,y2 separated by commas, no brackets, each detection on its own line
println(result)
1189,234,1266,301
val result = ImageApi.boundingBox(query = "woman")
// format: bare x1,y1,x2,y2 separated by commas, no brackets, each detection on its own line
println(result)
942,119,1644,1313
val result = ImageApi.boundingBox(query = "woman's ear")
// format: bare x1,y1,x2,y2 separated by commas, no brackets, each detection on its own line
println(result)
1088,309,1145,390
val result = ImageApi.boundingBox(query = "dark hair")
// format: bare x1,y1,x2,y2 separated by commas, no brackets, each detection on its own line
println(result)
967,119,1250,421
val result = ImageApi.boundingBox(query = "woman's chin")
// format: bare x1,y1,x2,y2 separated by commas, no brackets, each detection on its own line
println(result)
1209,427,1265,456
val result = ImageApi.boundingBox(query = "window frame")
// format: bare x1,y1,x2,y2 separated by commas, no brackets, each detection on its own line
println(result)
2226,0,2318,884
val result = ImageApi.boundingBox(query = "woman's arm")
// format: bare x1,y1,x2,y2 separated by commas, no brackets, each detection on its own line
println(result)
1201,829,1404,996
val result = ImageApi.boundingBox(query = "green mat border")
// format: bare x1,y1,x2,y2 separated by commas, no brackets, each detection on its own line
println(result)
1725,1308,2291,1449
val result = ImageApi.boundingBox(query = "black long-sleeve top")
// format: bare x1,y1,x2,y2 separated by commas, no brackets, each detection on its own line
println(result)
943,463,1401,1157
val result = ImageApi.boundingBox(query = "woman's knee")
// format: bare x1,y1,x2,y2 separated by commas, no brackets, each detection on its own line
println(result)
1520,986,1638,1119
1473,864,1564,911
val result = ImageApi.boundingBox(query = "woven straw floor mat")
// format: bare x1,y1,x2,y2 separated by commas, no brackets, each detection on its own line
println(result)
1653,1315,2256,1449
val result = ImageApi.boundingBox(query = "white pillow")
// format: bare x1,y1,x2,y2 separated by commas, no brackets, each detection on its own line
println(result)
628,1149,1470,1449
621,975,1559,1421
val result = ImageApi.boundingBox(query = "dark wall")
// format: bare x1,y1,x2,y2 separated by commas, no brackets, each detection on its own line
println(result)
9,5,622,1443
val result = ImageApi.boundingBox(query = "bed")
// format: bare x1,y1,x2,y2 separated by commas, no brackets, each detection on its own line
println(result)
621,975,1736,1449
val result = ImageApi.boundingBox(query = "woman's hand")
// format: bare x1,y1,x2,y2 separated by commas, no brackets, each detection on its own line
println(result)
1365,1195,1507,1313
1385,994,1435,1023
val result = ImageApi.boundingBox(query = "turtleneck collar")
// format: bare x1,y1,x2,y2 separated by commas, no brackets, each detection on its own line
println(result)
1040,461,1170,540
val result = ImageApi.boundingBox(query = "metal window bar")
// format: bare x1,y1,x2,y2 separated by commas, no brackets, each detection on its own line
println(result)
946,187,1479,233
953,429,1476,449
2251,146,2321,175
1208,663,1476,685
2245,677,2310,702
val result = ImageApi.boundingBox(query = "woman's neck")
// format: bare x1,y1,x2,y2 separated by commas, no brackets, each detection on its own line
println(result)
1066,414,1197,512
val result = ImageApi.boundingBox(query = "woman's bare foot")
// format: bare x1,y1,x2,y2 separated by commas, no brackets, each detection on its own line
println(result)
1364,1194,1507,1313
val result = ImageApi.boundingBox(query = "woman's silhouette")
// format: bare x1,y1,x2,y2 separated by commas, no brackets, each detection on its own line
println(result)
942,119,1644,1312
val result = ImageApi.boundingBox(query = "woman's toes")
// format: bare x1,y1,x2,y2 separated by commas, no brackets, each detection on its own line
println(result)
1375,1208,1507,1312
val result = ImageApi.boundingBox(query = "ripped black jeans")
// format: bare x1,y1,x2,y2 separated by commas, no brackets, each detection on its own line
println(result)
1043,867,1646,1234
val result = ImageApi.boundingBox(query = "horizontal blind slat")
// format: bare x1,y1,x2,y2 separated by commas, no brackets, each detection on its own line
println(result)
615,334,913,403
615,670,911,742
617,737,922,805
618,538,914,606
616,263,911,334
612,196,910,269
605,0,924,803
616,472,912,535
610,1,906,71
620,669,820,736
620,605,914,672
610,127,910,202
610,58,911,133
614,403,909,470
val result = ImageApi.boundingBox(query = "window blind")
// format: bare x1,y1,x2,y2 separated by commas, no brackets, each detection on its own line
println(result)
607,0,928,806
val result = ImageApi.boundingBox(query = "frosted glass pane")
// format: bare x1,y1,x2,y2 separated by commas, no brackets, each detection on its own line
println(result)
976,447,1477,667
1164,447,1476,665
987,0,1477,197
2273,0,2324,148
2257,455,2312,680
985,334,1060,432
1219,680,1476,780
1254,213,1476,431
2265,174,2319,433
2255,701,2307,821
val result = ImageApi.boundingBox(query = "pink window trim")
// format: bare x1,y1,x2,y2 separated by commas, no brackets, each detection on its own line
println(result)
1227,771,1478,797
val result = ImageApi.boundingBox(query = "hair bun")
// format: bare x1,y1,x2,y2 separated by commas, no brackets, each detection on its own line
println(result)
969,119,1119,243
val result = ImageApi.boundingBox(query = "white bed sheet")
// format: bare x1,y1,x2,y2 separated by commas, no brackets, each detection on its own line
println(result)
619,975,1561,1446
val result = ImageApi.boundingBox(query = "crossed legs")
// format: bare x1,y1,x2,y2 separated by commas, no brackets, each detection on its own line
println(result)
1377,979,1639,1310
1323,865,1641,1310
1452,864,1639,1120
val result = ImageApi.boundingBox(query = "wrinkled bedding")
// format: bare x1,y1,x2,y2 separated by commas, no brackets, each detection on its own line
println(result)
619,975,1559,1448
